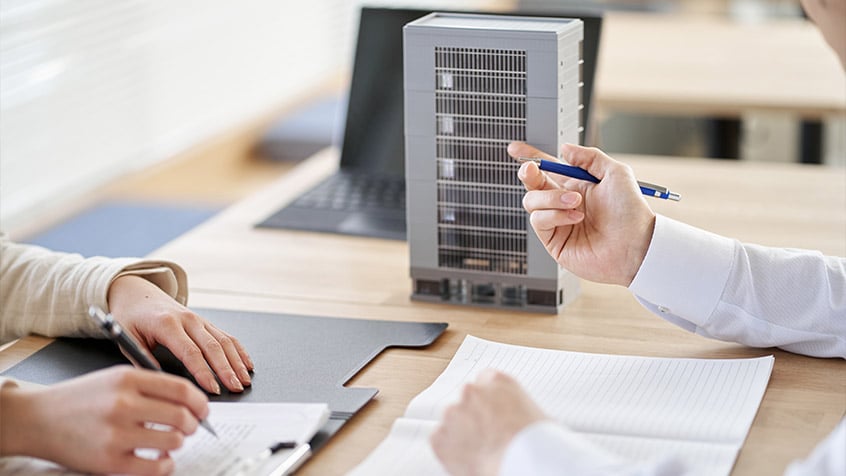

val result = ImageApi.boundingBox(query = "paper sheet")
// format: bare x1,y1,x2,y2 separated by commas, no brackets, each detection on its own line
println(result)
0,402,329,476
171,402,329,475
350,335,773,476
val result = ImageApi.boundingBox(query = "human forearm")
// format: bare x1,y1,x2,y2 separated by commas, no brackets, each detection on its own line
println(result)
630,215,846,358
0,238,132,342
0,235,188,344
0,384,49,458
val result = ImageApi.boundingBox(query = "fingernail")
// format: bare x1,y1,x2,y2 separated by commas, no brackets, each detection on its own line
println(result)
239,368,252,386
209,379,221,395
246,356,255,371
560,193,578,206
230,375,244,392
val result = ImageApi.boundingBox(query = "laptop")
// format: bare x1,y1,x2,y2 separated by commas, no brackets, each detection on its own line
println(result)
257,6,603,241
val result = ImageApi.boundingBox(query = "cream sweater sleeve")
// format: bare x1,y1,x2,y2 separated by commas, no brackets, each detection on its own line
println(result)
0,232,188,345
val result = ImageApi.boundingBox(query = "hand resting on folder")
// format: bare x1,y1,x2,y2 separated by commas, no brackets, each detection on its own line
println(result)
0,235,255,475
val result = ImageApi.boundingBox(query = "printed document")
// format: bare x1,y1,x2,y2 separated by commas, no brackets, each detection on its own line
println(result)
349,335,773,476
0,402,329,476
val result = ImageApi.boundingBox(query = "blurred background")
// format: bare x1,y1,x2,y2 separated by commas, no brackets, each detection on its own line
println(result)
1,0,844,254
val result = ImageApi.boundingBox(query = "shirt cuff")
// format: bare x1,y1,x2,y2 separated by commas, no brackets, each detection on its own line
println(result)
111,261,189,306
628,214,735,328
500,421,625,476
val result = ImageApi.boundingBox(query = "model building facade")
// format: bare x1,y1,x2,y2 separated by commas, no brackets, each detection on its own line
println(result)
404,13,584,313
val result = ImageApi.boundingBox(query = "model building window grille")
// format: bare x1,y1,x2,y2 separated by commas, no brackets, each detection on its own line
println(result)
405,13,583,313
435,46,528,275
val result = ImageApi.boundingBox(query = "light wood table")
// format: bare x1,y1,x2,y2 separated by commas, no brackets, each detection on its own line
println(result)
2,149,844,475
596,12,846,118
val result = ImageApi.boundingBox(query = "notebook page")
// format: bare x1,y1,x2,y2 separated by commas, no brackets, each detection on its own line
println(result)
351,336,773,476
347,418,444,476
406,335,773,444
348,417,738,476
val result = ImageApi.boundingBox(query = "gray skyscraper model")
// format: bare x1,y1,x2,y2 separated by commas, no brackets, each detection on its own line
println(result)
404,13,583,313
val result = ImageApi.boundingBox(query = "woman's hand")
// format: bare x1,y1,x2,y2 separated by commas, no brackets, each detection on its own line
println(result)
0,366,208,475
108,275,254,394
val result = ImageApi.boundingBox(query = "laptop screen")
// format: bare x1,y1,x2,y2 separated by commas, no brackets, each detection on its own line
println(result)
338,7,422,176
338,7,602,176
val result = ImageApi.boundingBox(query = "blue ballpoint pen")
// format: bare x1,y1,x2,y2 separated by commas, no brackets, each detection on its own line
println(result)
87,305,219,438
517,157,681,201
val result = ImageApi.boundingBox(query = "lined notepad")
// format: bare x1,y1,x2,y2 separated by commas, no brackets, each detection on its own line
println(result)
349,335,773,476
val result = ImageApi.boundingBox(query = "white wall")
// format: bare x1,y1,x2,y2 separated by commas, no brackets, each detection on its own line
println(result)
0,0,355,232
0,0,504,232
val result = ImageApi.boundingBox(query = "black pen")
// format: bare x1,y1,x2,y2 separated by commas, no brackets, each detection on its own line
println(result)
87,305,219,438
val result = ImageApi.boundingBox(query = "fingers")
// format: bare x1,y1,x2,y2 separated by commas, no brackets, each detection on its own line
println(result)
517,161,554,191
125,423,188,452
476,368,513,386
180,316,251,392
130,391,200,437
529,209,585,235
507,141,556,161
560,143,617,179
522,189,582,213
155,311,251,394
205,324,254,379
475,367,499,385
163,326,224,395
133,369,209,425
510,141,555,192
112,453,175,476
522,189,585,233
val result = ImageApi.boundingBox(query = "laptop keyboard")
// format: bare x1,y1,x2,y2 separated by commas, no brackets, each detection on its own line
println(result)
293,172,406,213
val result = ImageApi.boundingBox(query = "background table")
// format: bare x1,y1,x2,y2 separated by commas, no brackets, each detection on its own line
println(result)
596,12,846,118
2,149,844,475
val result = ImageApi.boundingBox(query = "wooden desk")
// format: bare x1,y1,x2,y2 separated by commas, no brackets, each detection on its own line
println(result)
2,150,844,475
596,12,846,118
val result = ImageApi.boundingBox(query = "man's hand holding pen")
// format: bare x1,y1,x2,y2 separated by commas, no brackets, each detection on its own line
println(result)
510,142,658,288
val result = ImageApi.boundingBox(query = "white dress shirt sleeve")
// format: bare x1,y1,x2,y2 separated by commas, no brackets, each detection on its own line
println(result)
629,215,846,359
500,418,845,476
498,214,845,476
500,421,685,476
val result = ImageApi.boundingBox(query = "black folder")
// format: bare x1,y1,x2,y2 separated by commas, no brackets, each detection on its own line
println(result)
2,308,447,451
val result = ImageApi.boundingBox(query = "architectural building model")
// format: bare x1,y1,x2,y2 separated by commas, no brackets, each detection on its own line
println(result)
404,13,584,313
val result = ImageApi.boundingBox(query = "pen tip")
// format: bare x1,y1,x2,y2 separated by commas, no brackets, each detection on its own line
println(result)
515,156,541,164
202,419,219,438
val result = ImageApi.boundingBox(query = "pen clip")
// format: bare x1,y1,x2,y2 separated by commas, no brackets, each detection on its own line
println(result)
637,181,668,194
88,305,121,338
